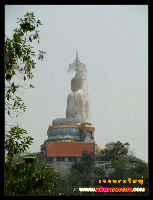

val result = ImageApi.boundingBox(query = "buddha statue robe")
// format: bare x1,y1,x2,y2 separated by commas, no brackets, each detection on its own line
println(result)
52,74,89,126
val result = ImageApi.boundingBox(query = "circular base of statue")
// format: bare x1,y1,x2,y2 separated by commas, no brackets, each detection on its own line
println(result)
47,124,95,143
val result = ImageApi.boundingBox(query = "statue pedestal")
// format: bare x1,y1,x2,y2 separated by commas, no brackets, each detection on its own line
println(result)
46,123,95,143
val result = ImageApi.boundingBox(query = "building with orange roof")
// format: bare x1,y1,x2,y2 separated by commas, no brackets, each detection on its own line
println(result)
40,123,97,176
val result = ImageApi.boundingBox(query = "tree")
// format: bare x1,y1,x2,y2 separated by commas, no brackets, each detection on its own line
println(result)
127,155,148,179
59,151,105,195
69,151,95,186
5,13,59,195
96,141,129,161
96,141,148,183
5,154,59,195
5,12,46,122
5,12,46,160
111,156,130,180
94,166,106,181
5,126,58,195
5,124,33,163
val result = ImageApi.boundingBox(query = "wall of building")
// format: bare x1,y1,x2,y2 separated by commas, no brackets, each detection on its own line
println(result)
95,161,114,176
95,144,100,153
46,157,77,177
45,157,113,177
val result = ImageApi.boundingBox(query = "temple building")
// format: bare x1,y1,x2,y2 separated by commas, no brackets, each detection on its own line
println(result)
40,52,103,176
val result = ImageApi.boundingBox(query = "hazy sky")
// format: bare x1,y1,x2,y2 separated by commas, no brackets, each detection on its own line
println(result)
5,5,148,162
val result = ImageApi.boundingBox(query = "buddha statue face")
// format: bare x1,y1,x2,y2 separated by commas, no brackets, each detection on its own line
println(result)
71,76,83,92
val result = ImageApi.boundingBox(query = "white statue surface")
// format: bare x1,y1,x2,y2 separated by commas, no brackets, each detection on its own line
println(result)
52,52,90,126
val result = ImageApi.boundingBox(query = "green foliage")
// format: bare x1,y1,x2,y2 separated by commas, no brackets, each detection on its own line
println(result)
69,151,95,178
66,151,95,190
5,155,59,195
94,166,106,180
57,151,105,195
127,155,148,179
5,13,58,195
5,12,46,118
111,156,130,179
96,141,129,161
96,141,148,181
5,124,33,162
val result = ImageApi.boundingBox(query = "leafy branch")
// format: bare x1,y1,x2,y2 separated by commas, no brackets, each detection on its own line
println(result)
5,12,46,119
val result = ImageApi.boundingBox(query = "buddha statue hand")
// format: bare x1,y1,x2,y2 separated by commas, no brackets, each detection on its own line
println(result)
72,109,78,118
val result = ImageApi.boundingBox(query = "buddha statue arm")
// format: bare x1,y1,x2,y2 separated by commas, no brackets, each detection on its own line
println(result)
85,98,89,120
66,93,74,118
72,109,78,118
66,93,79,119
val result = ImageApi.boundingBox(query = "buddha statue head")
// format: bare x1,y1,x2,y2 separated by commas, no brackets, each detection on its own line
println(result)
71,73,83,92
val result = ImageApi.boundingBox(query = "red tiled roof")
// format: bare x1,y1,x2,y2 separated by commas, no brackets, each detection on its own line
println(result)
46,142,95,157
